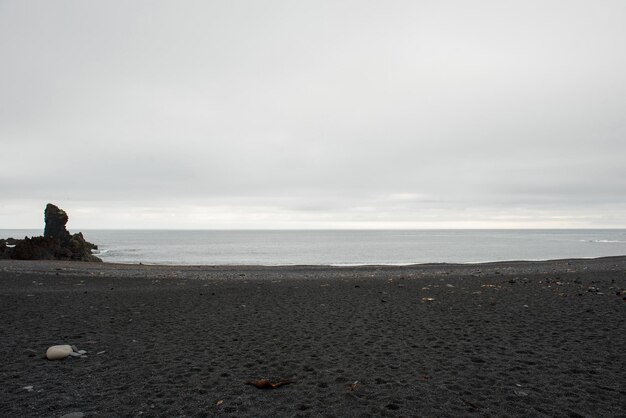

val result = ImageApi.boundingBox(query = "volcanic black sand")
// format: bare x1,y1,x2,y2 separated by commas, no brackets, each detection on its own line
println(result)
1,257,625,417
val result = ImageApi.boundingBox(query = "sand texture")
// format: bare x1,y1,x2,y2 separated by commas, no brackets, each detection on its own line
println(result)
1,257,625,417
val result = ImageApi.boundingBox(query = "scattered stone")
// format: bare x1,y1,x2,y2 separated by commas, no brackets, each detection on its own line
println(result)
46,345,73,360
22,386,34,392
462,398,481,410
346,381,359,391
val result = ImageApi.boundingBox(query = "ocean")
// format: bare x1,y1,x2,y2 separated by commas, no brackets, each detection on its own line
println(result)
2,229,626,266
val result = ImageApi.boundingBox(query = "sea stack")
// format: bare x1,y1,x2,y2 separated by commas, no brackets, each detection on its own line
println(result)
0,204,102,262
44,203,71,241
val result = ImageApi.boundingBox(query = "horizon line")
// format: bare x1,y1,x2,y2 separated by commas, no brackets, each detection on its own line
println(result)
2,227,626,231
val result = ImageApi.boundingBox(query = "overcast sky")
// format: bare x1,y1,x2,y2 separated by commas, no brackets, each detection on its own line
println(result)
1,0,625,229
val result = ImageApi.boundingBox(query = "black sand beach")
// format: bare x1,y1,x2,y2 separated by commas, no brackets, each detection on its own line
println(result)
1,257,625,417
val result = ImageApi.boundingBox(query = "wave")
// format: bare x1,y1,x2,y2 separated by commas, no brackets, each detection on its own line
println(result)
582,239,626,243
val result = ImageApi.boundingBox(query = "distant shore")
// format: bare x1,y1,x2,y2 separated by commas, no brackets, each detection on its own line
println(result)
1,256,625,417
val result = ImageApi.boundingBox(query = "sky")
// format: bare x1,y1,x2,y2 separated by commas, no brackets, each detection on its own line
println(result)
1,0,625,229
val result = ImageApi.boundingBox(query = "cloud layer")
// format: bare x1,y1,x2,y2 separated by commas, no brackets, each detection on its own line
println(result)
1,1,625,228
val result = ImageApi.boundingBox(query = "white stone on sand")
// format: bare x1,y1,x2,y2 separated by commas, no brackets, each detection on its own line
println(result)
46,345,73,360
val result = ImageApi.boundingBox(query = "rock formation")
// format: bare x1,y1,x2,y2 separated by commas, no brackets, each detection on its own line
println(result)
44,203,71,241
0,204,102,262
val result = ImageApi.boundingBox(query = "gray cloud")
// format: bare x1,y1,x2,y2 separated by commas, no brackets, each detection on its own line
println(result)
1,0,625,228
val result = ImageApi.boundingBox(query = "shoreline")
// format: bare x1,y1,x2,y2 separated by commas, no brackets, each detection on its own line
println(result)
1,256,625,416
3,253,626,270
97,253,626,268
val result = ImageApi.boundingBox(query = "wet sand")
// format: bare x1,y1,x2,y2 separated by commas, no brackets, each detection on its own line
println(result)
1,257,625,417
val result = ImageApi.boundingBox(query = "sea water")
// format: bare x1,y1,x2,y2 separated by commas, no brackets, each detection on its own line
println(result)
1,229,626,266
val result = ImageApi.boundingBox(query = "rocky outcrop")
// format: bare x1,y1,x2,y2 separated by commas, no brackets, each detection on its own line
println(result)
44,203,71,241
65,232,100,262
0,204,102,262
